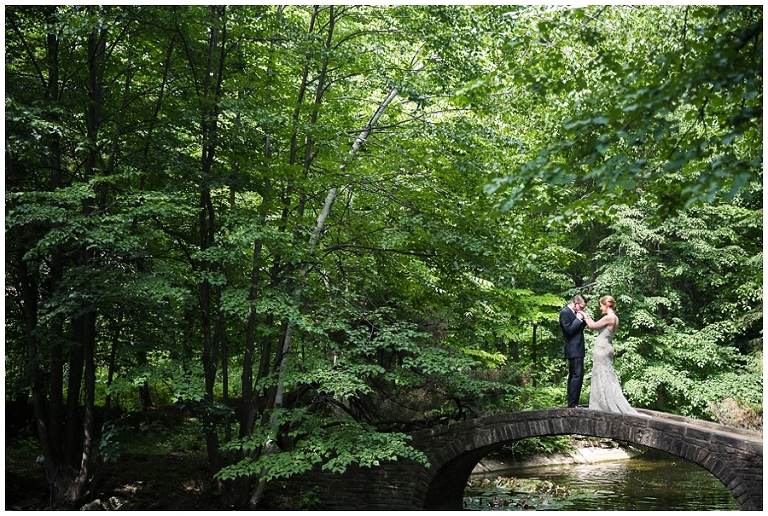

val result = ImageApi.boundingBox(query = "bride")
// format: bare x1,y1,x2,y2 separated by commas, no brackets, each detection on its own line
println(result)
580,296,644,415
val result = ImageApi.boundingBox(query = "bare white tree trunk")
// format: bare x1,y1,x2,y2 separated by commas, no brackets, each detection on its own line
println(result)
249,85,402,508
273,83,402,413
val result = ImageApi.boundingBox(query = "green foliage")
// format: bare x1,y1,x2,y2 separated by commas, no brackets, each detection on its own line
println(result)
99,417,132,463
499,435,573,459
98,413,172,463
4,4,761,508
216,417,429,483
587,199,762,419
6,433,42,459
298,486,322,511
481,5,762,219
514,385,569,412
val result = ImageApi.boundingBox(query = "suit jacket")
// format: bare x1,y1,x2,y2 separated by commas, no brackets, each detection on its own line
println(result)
559,305,585,359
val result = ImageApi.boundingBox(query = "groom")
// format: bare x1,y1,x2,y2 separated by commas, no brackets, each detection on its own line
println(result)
559,294,587,408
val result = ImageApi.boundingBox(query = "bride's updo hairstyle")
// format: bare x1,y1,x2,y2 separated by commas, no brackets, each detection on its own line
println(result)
600,295,616,312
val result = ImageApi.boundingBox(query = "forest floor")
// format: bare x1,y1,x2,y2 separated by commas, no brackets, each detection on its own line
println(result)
6,443,304,511
6,449,218,511
5,406,297,511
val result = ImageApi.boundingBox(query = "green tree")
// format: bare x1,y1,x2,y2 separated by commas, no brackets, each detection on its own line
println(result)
481,5,762,218
588,200,762,418
5,5,761,510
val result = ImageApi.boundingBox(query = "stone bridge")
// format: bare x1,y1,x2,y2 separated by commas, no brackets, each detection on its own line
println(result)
289,408,762,510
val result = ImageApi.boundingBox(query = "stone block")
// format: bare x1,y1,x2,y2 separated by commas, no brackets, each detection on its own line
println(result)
683,444,702,462
736,494,758,511
668,435,688,456
728,480,747,499
496,424,517,441
643,429,667,450
709,458,728,478
684,426,713,443
697,453,718,472
593,418,608,436
550,417,566,435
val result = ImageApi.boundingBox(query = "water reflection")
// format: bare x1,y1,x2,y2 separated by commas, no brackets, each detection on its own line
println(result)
465,447,738,511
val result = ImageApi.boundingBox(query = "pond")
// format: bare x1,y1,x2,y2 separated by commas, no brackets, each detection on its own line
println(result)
465,446,739,511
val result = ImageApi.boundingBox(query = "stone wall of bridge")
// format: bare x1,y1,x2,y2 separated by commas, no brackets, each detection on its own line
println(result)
286,408,762,511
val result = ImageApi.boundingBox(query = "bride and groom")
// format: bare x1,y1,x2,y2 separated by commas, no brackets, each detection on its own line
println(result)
560,294,643,415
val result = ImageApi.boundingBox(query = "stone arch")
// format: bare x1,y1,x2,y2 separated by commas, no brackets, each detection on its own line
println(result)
411,408,762,511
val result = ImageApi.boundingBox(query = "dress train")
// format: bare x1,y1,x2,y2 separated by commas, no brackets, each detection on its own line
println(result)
589,327,646,416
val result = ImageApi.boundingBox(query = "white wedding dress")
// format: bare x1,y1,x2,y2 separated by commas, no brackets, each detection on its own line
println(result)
589,327,643,415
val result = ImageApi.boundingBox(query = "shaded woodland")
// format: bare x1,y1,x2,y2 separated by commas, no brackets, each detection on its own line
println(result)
5,5,762,509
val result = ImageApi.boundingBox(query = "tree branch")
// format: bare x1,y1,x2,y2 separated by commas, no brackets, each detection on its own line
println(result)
321,244,435,258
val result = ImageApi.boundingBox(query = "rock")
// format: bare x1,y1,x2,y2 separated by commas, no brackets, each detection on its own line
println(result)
80,500,105,511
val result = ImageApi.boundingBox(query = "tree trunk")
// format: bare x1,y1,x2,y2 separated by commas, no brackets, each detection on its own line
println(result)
41,5,66,494
104,313,123,419
250,19,407,508
531,324,538,388
509,339,519,363
199,5,226,398
56,17,108,503
18,250,56,485
194,6,228,505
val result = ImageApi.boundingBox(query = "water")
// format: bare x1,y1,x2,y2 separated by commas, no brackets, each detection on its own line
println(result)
465,446,739,511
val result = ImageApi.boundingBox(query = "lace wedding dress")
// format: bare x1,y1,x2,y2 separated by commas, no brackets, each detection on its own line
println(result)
589,327,642,415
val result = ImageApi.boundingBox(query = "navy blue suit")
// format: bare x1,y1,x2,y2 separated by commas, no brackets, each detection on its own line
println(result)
560,305,586,407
